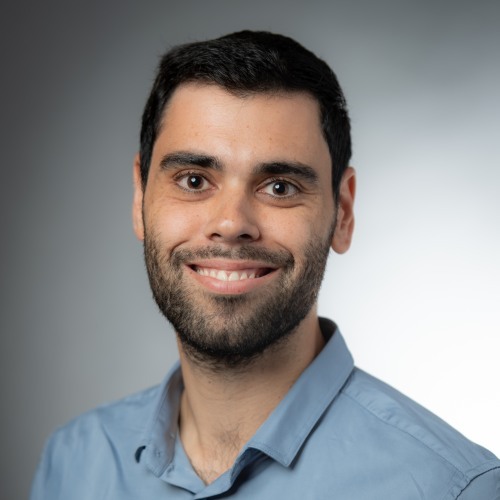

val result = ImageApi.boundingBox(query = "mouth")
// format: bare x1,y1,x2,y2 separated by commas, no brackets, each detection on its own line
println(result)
185,256,284,295
190,265,274,282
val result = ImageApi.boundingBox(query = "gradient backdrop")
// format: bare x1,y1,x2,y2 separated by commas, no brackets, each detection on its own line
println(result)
1,1,499,498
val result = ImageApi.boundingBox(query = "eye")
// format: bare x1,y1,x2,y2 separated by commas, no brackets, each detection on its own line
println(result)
176,173,212,192
260,179,299,197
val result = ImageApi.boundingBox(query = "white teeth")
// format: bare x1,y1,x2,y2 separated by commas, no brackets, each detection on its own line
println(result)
195,267,264,281
216,270,228,281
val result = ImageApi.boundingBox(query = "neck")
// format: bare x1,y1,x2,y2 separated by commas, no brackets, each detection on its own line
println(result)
177,311,324,484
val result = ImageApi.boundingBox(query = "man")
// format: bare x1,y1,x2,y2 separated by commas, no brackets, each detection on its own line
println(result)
31,31,499,499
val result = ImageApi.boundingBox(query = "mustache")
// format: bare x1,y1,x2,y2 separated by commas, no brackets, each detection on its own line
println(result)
170,246,295,268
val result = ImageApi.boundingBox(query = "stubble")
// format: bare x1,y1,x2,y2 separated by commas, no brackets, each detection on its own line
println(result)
144,227,334,370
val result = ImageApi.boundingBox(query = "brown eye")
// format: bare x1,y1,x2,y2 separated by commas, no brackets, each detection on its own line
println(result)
272,181,288,195
177,173,211,192
261,180,298,197
187,175,204,189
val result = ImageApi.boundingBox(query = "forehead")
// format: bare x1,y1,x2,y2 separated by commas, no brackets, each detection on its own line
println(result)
152,83,331,175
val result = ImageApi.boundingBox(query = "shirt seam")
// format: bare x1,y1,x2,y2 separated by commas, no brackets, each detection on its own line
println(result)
340,389,487,479
449,464,500,500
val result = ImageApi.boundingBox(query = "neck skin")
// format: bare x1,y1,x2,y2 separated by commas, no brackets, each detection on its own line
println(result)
177,307,324,484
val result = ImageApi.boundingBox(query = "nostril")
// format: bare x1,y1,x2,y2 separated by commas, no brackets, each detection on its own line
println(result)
237,233,254,241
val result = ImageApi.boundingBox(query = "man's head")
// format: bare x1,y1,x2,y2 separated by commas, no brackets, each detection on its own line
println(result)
139,30,351,201
133,31,355,368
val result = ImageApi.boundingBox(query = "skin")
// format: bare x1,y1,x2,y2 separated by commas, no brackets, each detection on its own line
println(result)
132,83,356,483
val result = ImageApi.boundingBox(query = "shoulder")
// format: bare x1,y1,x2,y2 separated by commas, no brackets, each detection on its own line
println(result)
337,368,500,497
49,383,160,448
30,384,161,500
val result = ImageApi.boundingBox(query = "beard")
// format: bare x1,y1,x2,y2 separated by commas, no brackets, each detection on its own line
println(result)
144,227,334,370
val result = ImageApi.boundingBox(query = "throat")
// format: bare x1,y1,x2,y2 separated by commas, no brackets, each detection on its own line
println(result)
187,433,242,485
180,419,244,485
178,383,262,485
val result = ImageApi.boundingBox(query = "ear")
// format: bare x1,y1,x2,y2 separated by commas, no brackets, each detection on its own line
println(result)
331,167,356,254
132,154,145,241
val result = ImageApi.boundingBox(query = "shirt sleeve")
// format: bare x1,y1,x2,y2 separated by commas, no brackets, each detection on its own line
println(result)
29,431,72,500
30,437,55,500
456,467,500,500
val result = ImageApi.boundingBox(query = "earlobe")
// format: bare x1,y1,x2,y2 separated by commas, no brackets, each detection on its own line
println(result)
331,167,356,254
132,154,145,241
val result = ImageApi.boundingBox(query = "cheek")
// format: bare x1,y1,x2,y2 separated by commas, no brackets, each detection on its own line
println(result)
262,200,334,239
145,200,204,249
259,211,318,255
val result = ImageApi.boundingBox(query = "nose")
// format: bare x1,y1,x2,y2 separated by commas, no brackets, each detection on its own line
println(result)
203,189,261,243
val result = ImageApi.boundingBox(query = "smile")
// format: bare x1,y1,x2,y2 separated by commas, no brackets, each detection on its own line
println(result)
186,259,279,294
192,266,271,281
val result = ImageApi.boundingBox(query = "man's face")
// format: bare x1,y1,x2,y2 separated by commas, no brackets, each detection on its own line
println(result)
133,83,354,367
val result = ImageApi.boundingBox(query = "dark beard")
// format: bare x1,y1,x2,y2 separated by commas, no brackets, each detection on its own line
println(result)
144,229,333,370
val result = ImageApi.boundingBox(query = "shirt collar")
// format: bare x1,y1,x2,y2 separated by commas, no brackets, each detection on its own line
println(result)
136,318,354,476
138,362,183,476
243,318,354,467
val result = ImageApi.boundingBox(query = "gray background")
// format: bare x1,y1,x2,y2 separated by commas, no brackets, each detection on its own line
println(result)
1,1,499,498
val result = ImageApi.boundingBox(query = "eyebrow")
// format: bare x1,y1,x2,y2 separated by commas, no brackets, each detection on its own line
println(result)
159,151,223,171
159,151,319,184
254,161,319,184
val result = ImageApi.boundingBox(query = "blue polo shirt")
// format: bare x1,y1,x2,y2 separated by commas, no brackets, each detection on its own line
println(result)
31,319,500,499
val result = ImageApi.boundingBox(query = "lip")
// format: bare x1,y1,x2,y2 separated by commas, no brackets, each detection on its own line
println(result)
186,259,280,295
